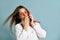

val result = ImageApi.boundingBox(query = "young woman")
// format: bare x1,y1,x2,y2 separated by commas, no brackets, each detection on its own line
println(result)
3,5,46,40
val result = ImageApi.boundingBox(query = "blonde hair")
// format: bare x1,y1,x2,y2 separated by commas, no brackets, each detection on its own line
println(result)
3,5,40,33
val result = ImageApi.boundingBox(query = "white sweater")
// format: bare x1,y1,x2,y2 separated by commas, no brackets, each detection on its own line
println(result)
14,22,46,40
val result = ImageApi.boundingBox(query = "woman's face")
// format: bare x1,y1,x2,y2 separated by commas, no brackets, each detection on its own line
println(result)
19,8,29,20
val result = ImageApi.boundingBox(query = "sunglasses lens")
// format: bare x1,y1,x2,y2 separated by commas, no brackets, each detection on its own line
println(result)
20,11,30,16
20,14,25,16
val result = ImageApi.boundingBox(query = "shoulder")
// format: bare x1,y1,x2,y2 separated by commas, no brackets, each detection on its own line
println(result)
15,23,22,29
15,23,21,26
33,22,42,28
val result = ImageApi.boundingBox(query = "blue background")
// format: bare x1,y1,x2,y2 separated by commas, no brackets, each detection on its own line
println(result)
0,0,60,40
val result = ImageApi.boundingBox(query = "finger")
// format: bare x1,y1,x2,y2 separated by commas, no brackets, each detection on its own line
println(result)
29,14,33,18
30,14,34,19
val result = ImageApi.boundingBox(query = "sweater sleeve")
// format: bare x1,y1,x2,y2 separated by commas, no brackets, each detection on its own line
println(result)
33,22,46,38
15,24,23,40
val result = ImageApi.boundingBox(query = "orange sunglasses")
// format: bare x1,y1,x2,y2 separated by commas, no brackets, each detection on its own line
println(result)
20,11,30,16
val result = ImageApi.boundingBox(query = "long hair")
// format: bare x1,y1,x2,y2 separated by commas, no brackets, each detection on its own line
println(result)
3,5,40,33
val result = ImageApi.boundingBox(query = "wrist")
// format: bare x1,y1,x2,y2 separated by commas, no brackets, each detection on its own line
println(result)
31,22,35,26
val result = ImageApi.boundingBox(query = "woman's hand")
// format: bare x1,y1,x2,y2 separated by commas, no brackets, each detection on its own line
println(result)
22,14,30,30
29,14,35,26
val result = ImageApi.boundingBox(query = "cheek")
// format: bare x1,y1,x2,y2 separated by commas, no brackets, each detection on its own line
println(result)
18,15,24,19
25,11,30,16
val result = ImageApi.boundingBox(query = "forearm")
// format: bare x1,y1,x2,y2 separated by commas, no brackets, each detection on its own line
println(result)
33,22,46,38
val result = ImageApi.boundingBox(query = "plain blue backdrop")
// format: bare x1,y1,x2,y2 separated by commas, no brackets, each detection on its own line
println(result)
0,0,60,40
